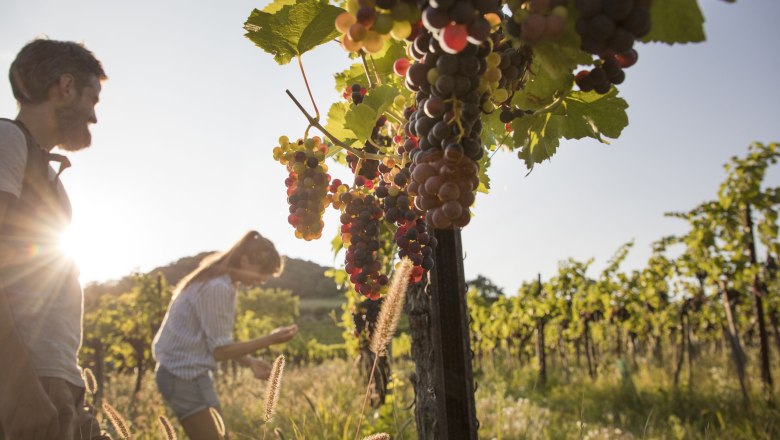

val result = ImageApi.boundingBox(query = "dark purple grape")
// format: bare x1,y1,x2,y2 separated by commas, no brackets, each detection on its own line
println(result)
608,28,635,53
450,2,476,24
422,7,450,31
594,81,611,94
621,6,651,37
436,55,459,76
587,14,616,42
608,69,625,84
576,0,602,19
424,97,446,118
435,75,456,97
467,18,491,43
458,55,480,76
407,62,429,87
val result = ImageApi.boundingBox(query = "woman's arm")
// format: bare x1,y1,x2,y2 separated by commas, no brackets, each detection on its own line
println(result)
212,324,298,362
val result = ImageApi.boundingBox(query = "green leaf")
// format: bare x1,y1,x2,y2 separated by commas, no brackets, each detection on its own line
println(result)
642,0,706,44
244,0,345,65
325,102,359,147
476,154,491,194
512,12,591,111
561,88,629,141
331,233,343,256
481,110,511,151
343,84,399,143
513,88,629,170
262,0,298,14
514,112,565,169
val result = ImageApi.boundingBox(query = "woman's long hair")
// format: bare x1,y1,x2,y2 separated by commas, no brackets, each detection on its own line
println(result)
173,230,283,296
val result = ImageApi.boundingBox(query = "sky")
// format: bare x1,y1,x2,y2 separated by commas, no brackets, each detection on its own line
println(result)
0,0,778,294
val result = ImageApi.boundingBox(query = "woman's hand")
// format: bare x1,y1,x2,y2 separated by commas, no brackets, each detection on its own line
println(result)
249,358,272,380
269,324,298,344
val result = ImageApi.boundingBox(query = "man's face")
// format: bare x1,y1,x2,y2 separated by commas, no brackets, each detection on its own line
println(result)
56,75,101,151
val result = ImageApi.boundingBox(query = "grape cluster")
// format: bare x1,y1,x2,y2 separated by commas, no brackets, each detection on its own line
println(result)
272,136,331,241
418,0,501,54
334,0,422,54
328,178,350,210
405,33,486,160
506,0,569,45
482,44,533,115
343,83,368,104
339,192,388,299
401,28,486,228
573,0,650,93
408,150,479,229
375,181,416,224
575,49,636,93
395,218,436,283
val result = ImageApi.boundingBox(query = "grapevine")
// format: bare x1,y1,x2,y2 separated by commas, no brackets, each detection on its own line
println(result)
245,0,709,296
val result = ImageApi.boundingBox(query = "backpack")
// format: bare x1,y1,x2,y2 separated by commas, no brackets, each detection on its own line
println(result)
0,118,71,250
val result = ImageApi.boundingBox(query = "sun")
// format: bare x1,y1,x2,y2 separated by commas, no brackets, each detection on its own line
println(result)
59,223,120,282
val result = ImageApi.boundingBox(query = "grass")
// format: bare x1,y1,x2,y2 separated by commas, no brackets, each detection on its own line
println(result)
90,350,779,440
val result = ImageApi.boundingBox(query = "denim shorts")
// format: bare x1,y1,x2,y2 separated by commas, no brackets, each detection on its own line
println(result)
155,366,221,420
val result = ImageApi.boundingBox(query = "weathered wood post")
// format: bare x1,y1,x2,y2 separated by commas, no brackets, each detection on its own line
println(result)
427,228,478,439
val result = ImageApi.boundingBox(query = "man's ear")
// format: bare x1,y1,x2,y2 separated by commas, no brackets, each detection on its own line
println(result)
56,74,77,101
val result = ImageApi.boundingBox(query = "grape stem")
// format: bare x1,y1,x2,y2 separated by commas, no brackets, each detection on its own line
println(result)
490,131,512,159
369,55,381,86
285,89,390,161
384,110,405,126
297,55,320,120
360,50,376,89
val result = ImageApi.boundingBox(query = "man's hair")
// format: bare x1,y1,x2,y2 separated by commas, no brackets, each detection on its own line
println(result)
9,38,107,105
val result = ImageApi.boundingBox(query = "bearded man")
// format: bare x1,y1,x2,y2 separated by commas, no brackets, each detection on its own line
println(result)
0,39,109,440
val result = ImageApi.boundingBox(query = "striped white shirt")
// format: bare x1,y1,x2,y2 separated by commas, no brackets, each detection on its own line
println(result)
153,275,236,379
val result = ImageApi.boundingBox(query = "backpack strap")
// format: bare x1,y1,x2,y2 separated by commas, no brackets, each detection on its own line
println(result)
0,118,70,247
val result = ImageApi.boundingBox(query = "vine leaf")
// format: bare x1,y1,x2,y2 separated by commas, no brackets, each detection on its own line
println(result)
514,12,591,111
561,89,629,141
514,88,629,170
344,85,400,144
477,154,491,194
244,0,344,65
514,112,565,169
642,0,706,44
480,110,508,152
325,102,359,148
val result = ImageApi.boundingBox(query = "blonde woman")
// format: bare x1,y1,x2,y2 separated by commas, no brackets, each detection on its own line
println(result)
153,231,297,440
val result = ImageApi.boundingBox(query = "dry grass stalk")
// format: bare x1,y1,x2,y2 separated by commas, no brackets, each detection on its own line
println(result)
158,415,177,440
264,355,286,423
361,434,391,440
101,402,129,439
82,367,98,395
209,407,226,438
369,258,413,356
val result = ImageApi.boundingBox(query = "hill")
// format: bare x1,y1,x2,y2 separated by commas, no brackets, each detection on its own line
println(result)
84,252,343,299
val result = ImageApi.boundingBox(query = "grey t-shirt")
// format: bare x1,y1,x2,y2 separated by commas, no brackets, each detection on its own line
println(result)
0,120,84,387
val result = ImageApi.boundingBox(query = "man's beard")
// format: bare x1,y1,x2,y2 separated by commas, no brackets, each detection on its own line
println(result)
56,103,92,151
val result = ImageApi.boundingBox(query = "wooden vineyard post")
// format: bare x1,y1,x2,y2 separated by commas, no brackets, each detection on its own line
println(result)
427,227,478,439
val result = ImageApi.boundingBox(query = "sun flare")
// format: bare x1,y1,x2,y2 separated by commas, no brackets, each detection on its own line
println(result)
58,221,126,283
